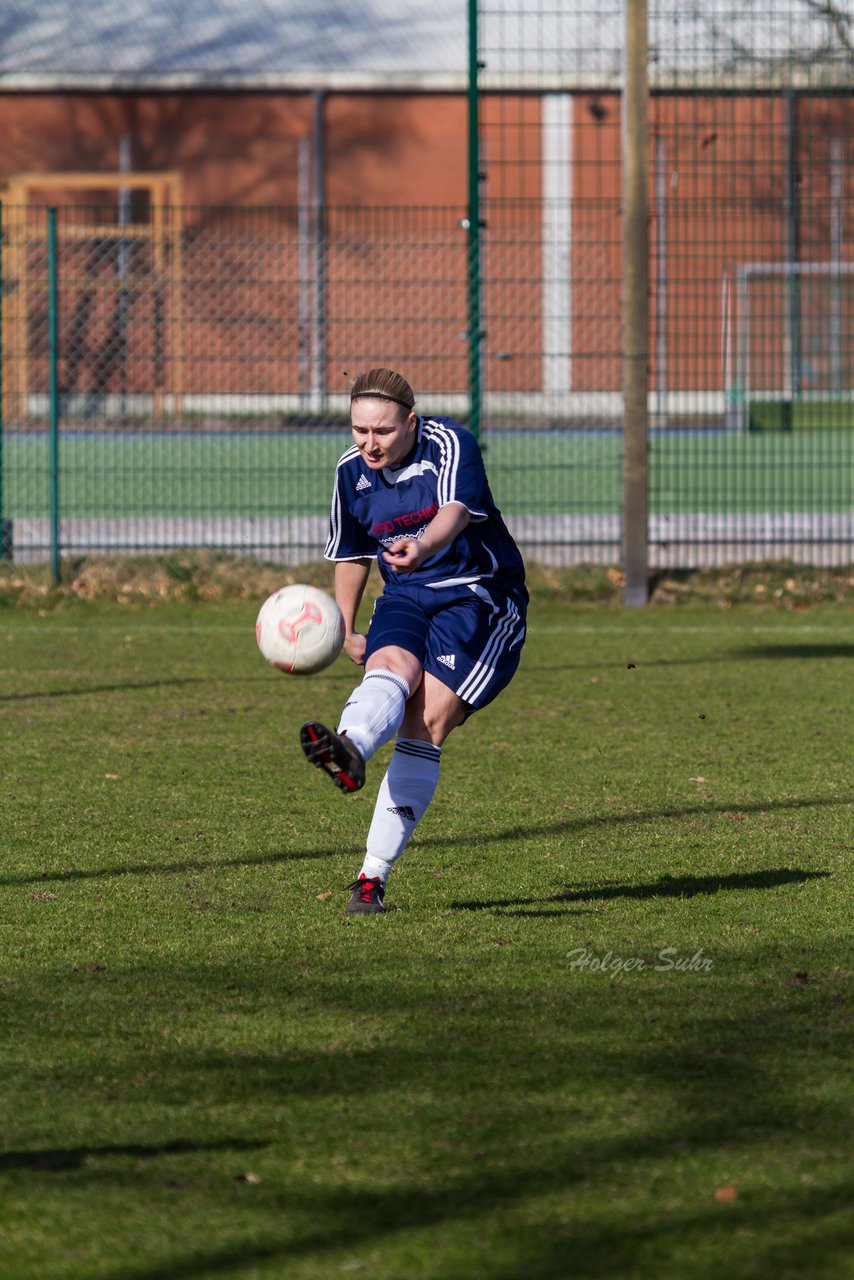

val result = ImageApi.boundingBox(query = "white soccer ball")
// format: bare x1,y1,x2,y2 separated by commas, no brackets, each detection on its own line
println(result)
255,584,345,675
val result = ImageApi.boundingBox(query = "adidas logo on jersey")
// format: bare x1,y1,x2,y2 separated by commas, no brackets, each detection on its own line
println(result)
436,653,456,670
356,474,371,491
387,805,416,822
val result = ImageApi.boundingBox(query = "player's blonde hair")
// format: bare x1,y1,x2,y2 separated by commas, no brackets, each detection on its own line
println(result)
349,368,416,415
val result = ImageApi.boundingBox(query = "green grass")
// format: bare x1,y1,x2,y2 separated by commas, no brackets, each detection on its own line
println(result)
748,398,854,433
1,596,852,1279
5,425,854,517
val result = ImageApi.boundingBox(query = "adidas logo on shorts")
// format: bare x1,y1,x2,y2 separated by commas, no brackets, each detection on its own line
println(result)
387,805,416,821
356,474,371,491
436,653,456,670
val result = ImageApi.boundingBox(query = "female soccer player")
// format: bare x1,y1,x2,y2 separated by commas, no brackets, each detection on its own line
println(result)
301,368,527,914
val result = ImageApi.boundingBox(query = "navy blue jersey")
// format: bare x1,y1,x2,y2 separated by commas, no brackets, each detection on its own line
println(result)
324,416,526,593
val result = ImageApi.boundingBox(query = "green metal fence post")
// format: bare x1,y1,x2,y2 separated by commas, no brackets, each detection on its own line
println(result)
312,90,327,414
467,0,483,443
0,198,7,562
622,0,650,607
48,206,60,585
784,88,801,405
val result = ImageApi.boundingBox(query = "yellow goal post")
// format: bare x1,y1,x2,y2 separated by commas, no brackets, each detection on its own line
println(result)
1,171,183,420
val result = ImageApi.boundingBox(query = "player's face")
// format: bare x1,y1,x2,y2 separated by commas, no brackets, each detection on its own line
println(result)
350,399,416,470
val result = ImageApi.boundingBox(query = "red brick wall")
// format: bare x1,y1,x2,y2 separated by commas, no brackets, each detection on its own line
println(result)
0,89,849,401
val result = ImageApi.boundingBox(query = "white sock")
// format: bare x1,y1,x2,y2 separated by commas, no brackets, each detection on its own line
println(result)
336,669,410,763
359,738,442,883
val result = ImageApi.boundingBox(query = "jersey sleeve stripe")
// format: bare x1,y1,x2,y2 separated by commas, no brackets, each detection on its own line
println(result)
423,419,460,507
424,420,488,517
324,446,362,559
324,481,343,558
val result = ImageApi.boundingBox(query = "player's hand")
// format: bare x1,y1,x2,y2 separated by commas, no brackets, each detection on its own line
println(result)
382,537,426,573
343,631,367,665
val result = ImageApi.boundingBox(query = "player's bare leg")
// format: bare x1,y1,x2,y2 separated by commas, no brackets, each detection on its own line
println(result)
398,672,467,746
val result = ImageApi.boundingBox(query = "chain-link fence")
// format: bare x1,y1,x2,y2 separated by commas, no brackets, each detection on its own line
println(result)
1,201,470,566
476,0,854,569
2,1,853,573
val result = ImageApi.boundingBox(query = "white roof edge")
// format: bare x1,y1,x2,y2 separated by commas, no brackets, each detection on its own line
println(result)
0,69,849,94
651,68,854,92
0,70,468,92
480,70,853,91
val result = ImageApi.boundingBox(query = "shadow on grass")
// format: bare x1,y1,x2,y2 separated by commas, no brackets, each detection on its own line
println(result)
0,844,345,886
5,944,852,1278
0,675,273,702
450,867,830,914
0,679,208,703
1,795,848,889
0,1137,265,1173
102,1182,853,1280
523,642,854,674
453,794,852,852
733,643,854,660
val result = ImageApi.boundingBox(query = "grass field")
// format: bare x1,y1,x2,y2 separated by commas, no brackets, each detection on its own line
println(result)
5,425,854,518
1,591,852,1279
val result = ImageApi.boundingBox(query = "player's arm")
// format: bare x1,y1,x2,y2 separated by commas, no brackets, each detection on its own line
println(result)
335,558,372,663
382,501,471,573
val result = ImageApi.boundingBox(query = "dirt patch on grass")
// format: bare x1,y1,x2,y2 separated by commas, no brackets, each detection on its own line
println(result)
1,553,852,610
526,562,854,608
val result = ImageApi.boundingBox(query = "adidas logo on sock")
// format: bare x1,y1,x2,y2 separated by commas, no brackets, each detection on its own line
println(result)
387,805,416,821
436,653,456,670
356,474,371,491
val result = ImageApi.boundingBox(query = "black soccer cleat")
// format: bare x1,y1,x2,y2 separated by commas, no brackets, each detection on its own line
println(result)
300,721,366,793
345,875,385,915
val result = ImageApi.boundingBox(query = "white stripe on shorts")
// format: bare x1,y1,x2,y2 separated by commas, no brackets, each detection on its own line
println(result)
455,598,522,705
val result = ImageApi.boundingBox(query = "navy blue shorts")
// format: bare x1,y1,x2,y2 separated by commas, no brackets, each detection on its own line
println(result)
364,582,527,712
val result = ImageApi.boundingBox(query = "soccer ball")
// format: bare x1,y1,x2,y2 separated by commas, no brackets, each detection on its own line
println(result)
255,584,345,674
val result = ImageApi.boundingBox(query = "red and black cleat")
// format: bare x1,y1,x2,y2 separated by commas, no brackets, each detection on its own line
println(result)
345,874,385,915
300,721,366,793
